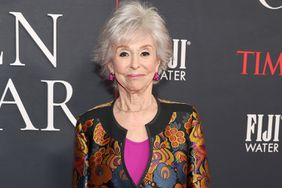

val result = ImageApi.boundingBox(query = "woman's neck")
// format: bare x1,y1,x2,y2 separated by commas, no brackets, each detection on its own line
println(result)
115,86,156,112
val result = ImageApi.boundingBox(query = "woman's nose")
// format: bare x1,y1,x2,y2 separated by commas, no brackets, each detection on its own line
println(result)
130,54,140,69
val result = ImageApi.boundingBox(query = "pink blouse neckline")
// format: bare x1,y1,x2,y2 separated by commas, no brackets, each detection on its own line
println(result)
124,137,150,185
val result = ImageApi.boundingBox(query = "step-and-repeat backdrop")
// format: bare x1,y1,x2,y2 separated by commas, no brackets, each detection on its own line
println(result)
1,0,281,187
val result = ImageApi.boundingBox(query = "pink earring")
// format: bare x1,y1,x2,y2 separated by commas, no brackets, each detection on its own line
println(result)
153,72,160,81
108,73,115,81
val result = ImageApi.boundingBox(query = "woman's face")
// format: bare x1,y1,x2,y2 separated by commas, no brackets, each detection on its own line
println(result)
108,34,160,93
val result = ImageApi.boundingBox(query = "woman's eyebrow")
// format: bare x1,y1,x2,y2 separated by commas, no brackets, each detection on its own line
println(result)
140,44,153,49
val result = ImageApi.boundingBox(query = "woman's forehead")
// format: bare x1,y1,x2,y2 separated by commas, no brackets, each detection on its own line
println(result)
114,33,156,49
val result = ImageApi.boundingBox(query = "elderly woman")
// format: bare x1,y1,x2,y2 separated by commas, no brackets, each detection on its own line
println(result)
73,1,210,188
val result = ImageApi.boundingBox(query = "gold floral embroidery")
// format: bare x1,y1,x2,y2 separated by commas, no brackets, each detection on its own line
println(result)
103,141,121,171
169,112,177,123
165,126,186,147
89,141,121,172
146,135,174,182
184,115,193,134
94,123,110,146
174,151,187,163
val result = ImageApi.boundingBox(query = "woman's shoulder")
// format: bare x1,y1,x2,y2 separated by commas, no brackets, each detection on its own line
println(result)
158,98,195,113
76,101,113,124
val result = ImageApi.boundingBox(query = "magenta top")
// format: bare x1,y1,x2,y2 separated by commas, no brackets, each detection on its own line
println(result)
124,138,150,185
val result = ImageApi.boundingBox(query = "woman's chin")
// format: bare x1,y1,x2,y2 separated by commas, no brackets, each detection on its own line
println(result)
122,84,152,93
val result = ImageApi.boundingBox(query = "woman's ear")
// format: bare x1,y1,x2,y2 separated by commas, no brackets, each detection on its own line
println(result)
107,62,114,73
155,59,161,72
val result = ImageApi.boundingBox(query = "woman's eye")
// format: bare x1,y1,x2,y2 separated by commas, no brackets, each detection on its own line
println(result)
141,51,150,56
119,52,129,57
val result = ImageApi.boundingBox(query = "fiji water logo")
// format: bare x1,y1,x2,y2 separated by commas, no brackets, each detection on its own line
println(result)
245,114,281,152
160,39,191,81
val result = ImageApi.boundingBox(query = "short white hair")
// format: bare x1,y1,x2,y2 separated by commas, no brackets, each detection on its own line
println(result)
94,0,172,79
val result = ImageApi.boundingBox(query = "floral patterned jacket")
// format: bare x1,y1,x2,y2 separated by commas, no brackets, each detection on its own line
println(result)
73,98,210,188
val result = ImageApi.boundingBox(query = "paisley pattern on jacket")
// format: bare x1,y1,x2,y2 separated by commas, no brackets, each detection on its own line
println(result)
73,99,210,188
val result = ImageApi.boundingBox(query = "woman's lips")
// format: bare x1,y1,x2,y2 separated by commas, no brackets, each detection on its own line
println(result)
127,74,145,78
